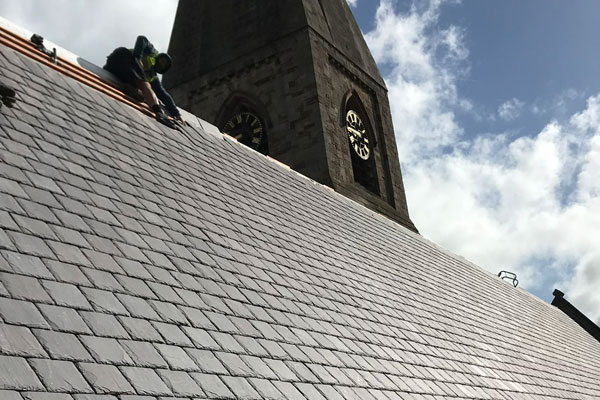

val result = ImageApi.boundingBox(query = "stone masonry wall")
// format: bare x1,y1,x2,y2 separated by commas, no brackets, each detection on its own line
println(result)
168,30,333,188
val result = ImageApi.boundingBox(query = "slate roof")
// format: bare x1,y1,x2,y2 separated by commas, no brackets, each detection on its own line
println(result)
1,31,600,400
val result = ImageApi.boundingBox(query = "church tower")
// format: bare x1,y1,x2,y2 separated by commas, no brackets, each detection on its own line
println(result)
164,0,417,232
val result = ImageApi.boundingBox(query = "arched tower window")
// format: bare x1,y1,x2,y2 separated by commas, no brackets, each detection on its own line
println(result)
217,93,270,156
342,91,380,195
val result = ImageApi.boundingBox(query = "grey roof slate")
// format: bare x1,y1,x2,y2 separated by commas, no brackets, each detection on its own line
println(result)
1,36,600,400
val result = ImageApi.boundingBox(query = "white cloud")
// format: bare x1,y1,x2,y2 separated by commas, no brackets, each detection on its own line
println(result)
0,0,178,65
498,98,525,121
531,88,583,118
366,0,600,322
365,0,468,164
347,0,359,8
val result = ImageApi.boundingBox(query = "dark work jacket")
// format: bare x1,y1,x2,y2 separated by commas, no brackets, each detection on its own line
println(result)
132,36,180,117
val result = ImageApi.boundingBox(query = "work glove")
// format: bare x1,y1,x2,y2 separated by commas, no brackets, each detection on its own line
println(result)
152,105,177,129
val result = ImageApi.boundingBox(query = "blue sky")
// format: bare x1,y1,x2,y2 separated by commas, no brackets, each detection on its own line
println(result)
356,0,600,322
356,0,600,139
1,0,599,322
441,0,600,139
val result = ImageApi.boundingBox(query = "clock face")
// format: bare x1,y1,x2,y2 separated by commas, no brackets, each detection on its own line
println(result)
346,110,370,160
223,112,265,152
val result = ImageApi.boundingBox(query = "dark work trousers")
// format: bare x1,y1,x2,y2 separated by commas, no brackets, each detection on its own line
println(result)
103,47,145,85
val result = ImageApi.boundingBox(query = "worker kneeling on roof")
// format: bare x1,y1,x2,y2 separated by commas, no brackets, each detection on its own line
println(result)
104,36,183,126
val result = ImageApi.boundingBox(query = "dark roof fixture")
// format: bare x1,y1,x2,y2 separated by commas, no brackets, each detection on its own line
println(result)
30,33,57,64
552,289,600,343
498,270,519,287
0,81,16,108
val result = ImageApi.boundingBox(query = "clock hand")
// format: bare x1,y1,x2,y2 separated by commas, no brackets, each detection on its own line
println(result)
347,126,364,137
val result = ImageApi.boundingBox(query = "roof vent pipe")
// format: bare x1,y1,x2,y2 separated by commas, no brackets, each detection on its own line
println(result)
551,289,600,342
